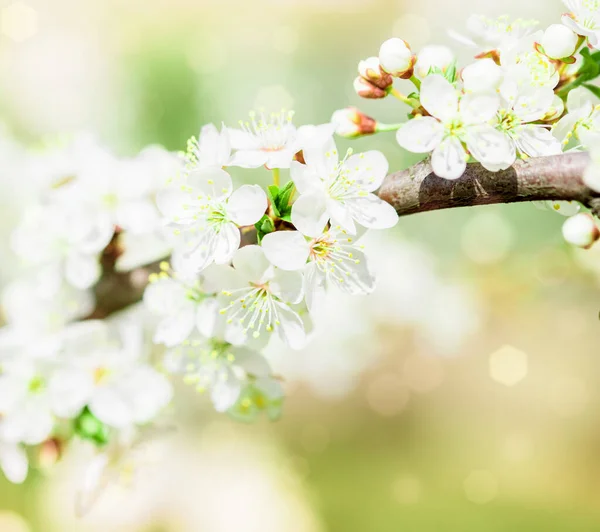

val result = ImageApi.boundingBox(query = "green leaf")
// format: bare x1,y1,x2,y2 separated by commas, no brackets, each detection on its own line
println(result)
444,62,458,84
74,407,110,446
266,185,280,217
275,180,295,214
583,83,600,99
254,214,275,243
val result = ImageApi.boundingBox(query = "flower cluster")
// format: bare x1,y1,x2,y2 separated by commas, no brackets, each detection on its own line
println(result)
146,112,398,419
1,0,599,506
333,1,600,246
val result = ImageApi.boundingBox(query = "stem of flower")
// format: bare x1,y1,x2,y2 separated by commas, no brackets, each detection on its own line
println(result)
376,122,404,132
272,168,280,187
410,76,421,90
388,87,420,109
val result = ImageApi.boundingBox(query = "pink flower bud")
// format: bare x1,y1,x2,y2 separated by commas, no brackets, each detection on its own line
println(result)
358,57,393,89
331,107,377,138
353,76,387,99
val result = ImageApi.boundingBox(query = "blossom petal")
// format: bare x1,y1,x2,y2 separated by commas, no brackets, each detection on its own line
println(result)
303,137,339,177
303,262,327,312
232,245,272,284
125,367,173,424
48,369,94,418
291,191,329,238
89,388,133,429
0,444,28,484
213,222,241,264
396,117,444,154
65,253,101,290
460,92,499,125
274,301,306,350
290,161,323,194
270,269,304,304
465,124,515,170
431,137,468,179
226,185,267,226
154,307,196,346
343,150,389,192
261,231,310,271
196,297,219,337
344,194,399,230
326,198,356,234
228,150,269,169
187,167,233,201
330,247,376,295
514,125,562,157
420,74,459,122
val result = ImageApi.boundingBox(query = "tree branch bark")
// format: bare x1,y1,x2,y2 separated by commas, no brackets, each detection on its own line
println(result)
91,152,595,319
378,152,596,216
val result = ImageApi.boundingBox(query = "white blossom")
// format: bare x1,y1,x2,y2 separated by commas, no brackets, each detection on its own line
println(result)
143,266,221,347
290,138,397,235
494,81,562,159
48,320,173,429
562,0,600,48
227,111,332,169
553,88,600,148
396,74,514,179
189,123,232,169
164,341,274,412
583,132,600,190
501,32,560,89
261,227,376,311
11,203,112,289
449,14,539,55
157,167,267,273
217,246,306,349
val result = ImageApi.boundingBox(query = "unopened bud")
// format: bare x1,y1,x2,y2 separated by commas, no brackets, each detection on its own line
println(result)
331,107,377,138
541,24,578,59
353,76,387,99
562,213,600,249
414,45,455,79
358,57,393,89
378,38,416,78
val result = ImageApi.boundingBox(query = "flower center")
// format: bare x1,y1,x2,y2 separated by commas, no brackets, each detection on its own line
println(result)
239,110,295,152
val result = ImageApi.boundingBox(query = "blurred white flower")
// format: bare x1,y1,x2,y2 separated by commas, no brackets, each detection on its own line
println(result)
396,74,513,178
165,341,277,413
449,14,538,55
290,138,396,235
0,442,28,484
48,320,172,429
562,0,600,48
583,133,600,191
157,167,267,273
1,270,94,335
143,268,221,347
188,123,232,170
11,203,112,289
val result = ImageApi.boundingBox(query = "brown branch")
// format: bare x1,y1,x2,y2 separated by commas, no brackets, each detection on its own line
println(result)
378,152,596,216
90,152,595,319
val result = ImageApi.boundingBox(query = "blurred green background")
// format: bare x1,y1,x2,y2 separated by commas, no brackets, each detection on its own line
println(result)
2,0,600,531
